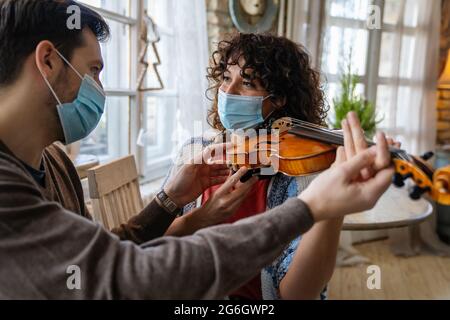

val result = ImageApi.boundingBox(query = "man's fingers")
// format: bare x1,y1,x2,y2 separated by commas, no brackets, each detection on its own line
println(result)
216,167,249,196
342,119,356,159
210,166,231,177
332,146,347,167
227,177,258,204
374,132,391,171
209,164,230,171
340,147,377,181
360,167,395,205
210,176,228,186
204,143,234,164
348,112,368,152
347,112,373,180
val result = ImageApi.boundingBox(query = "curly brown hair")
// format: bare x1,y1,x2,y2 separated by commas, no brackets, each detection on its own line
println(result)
207,33,328,131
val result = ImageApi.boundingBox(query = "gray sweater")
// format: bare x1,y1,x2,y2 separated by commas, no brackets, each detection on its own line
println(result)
0,148,315,300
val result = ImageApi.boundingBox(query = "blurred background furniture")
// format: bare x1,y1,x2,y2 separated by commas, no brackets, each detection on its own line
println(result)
436,50,450,243
74,154,100,180
87,155,143,229
343,186,433,231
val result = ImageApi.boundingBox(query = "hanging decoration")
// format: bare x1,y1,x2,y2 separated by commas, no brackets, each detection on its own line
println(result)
137,10,164,91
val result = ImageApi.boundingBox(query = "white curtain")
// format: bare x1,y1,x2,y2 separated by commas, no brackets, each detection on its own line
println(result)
173,0,210,145
281,0,324,68
381,0,440,156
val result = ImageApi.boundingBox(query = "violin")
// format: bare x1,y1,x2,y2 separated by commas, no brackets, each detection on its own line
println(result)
227,117,450,205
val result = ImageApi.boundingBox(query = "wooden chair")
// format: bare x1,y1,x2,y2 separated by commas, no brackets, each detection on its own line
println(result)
87,155,143,230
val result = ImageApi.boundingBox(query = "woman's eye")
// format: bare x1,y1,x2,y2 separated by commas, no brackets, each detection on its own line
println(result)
243,81,255,88
222,75,231,82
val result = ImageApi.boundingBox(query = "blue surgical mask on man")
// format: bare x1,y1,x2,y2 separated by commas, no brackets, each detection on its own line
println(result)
40,49,106,145
218,89,272,130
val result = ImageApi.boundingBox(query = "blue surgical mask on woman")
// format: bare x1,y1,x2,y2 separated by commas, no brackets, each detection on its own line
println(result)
40,49,106,145
218,89,272,130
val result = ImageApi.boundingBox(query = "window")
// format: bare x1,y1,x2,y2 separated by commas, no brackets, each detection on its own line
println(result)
320,0,422,131
76,0,207,183
78,0,135,162
141,0,179,182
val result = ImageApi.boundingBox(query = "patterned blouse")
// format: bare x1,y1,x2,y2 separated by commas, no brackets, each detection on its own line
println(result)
162,134,327,300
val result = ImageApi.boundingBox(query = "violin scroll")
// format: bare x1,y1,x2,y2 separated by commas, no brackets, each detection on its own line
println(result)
392,156,450,205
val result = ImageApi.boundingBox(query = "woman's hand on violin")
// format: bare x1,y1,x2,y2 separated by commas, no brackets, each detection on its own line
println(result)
164,143,232,207
187,167,258,227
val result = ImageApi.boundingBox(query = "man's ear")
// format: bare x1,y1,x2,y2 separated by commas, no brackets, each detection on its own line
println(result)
35,41,63,81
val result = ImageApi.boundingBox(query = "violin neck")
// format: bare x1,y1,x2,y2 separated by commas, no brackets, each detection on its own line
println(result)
284,117,435,179
287,121,408,161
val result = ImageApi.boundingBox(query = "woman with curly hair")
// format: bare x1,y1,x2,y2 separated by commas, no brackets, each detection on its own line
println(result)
162,33,339,300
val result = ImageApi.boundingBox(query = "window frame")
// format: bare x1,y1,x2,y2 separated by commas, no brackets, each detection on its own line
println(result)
80,0,179,182
78,1,139,164
320,0,425,128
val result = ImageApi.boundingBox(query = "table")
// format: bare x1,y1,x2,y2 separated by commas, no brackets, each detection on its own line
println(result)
343,185,433,231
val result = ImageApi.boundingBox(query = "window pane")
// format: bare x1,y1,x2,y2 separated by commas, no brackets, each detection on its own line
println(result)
145,34,176,90
321,26,368,76
376,85,394,128
143,97,159,147
100,19,130,90
146,0,175,30
144,96,177,164
383,0,403,25
142,95,178,181
80,96,130,160
326,81,365,126
395,86,412,129
403,0,419,28
327,0,370,20
399,35,416,79
379,32,397,77
79,0,131,17
378,33,416,79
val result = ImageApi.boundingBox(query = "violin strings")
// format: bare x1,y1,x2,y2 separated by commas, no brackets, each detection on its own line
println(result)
280,117,413,162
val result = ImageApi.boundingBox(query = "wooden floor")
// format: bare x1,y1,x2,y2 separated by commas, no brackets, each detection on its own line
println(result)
328,240,450,300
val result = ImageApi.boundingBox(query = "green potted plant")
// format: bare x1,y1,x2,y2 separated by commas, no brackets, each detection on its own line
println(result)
330,61,382,139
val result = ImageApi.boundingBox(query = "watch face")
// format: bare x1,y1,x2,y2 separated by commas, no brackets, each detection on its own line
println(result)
158,191,179,214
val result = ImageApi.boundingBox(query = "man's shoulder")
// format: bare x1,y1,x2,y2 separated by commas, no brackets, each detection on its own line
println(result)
0,147,40,192
43,143,79,174
44,143,72,162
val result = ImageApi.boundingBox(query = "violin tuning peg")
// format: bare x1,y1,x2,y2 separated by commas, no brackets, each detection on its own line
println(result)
393,173,413,188
421,152,434,161
393,173,405,187
409,186,430,200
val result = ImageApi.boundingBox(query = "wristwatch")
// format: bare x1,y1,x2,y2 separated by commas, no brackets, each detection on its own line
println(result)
155,189,182,216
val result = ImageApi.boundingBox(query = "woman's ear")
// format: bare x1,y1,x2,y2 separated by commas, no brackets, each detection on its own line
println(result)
273,96,287,109
35,41,63,80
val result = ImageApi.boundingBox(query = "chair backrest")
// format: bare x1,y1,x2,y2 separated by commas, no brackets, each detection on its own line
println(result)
87,155,143,229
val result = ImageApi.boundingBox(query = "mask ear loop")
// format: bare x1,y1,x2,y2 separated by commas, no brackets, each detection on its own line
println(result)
54,49,83,80
55,49,106,97
261,94,278,125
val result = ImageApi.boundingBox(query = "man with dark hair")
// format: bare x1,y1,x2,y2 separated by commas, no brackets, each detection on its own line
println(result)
0,0,394,299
